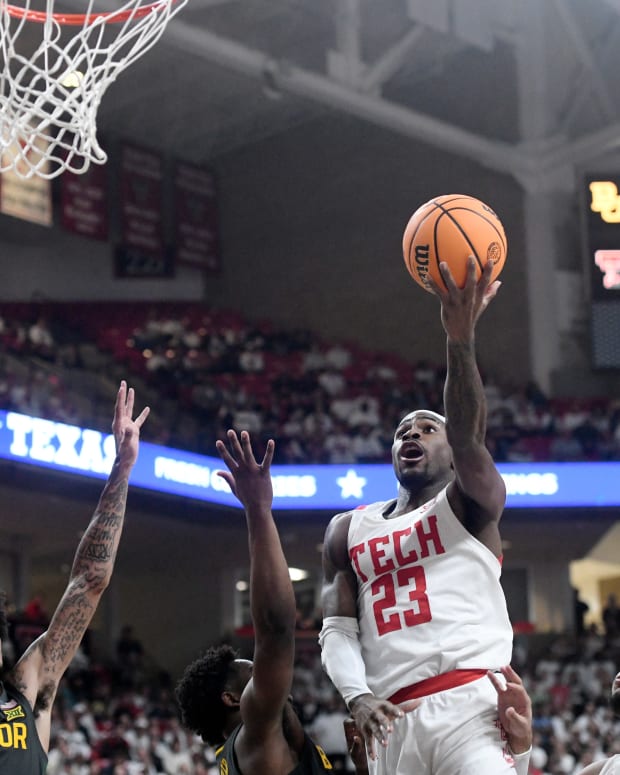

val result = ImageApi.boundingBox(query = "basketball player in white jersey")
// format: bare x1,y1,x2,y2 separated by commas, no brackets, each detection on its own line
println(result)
320,258,530,775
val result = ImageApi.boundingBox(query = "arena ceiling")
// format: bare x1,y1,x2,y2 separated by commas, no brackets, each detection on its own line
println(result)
79,0,620,177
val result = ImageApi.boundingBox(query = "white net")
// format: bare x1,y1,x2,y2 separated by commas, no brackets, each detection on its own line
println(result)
0,0,188,179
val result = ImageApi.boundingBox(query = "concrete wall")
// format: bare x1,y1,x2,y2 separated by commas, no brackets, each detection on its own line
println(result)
207,115,530,384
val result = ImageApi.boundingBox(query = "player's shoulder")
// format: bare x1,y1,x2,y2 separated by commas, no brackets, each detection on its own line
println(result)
324,509,354,545
327,502,373,529
326,500,390,536
334,499,390,517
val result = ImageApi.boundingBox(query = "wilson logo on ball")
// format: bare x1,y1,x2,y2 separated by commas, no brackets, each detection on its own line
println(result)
414,244,430,283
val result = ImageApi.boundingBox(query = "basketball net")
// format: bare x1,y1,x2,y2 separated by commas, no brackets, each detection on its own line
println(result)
0,0,188,179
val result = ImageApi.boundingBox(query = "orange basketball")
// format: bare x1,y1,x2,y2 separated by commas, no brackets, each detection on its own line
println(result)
402,194,507,292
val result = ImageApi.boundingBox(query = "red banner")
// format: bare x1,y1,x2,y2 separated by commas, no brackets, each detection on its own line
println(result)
60,163,108,240
118,144,167,277
174,162,220,272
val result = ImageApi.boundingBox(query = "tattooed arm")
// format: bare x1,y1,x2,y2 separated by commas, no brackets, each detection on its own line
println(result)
7,381,149,752
426,259,505,553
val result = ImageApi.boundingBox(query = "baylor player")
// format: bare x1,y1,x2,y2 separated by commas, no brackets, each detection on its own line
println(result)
176,431,369,775
0,382,148,775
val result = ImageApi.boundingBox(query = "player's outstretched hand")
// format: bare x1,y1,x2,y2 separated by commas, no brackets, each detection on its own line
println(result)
348,693,420,761
426,256,501,342
488,665,532,754
112,381,149,472
216,430,275,512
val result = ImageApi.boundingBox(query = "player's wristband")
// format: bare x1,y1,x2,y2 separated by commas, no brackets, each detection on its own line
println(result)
509,745,531,775
319,616,372,707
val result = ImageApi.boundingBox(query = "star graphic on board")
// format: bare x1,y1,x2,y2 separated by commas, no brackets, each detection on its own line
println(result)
336,469,367,499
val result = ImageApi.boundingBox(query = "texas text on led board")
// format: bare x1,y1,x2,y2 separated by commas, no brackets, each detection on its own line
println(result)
1,410,619,510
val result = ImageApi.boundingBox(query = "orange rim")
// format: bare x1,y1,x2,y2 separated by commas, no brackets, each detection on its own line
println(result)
2,0,173,25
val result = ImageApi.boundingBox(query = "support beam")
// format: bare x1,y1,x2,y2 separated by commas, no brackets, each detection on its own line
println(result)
543,121,620,171
559,26,619,133
156,19,527,176
361,26,425,93
335,0,362,67
327,0,363,86
552,0,616,121
515,0,562,393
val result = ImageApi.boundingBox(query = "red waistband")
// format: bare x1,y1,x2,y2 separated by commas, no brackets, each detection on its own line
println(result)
388,669,488,704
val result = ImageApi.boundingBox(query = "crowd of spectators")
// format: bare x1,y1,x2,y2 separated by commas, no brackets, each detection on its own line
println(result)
517,630,620,774
0,301,619,466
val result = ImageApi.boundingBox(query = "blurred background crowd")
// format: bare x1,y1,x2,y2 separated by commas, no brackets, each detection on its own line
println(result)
0,301,618,468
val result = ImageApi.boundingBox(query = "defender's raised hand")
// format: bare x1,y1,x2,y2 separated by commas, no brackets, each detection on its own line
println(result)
113,381,150,471
216,430,275,512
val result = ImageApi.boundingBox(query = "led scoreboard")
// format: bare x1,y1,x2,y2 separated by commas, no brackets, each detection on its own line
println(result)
586,176,620,367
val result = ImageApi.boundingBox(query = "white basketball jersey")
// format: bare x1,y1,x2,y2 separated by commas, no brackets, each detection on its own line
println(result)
348,485,513,699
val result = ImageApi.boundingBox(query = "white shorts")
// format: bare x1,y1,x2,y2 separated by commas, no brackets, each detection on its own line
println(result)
600,756,620,775
368,676,518,775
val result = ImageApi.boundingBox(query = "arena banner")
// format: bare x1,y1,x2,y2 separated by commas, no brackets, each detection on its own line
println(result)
173,161,220,272
0,410,619,511
116,143,169,277
60,162,109,240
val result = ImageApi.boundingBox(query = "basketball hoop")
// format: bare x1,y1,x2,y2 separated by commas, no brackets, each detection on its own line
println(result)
0,0,188,179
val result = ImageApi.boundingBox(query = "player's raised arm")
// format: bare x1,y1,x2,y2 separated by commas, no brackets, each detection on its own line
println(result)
215,431,296,743
8,381,148,752
426,258,506,546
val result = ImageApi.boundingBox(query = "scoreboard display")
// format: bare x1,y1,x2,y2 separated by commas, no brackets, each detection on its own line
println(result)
585,176,620,367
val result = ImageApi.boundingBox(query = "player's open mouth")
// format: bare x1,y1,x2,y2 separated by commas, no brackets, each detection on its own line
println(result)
400,442,424,462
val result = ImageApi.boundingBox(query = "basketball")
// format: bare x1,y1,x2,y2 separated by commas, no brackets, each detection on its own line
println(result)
402,194,507,292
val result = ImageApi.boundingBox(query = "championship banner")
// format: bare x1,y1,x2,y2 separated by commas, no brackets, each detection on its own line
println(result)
117,143,169,277
60,163,108,240
174,161,220,272
0,134,52,226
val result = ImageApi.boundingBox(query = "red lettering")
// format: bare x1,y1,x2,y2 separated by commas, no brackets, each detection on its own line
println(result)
393,527,417,566
368,535,395,575
399,565,432,626
349,543,368,582
415,514,445,558
371,566,432,636
371,574,401,636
